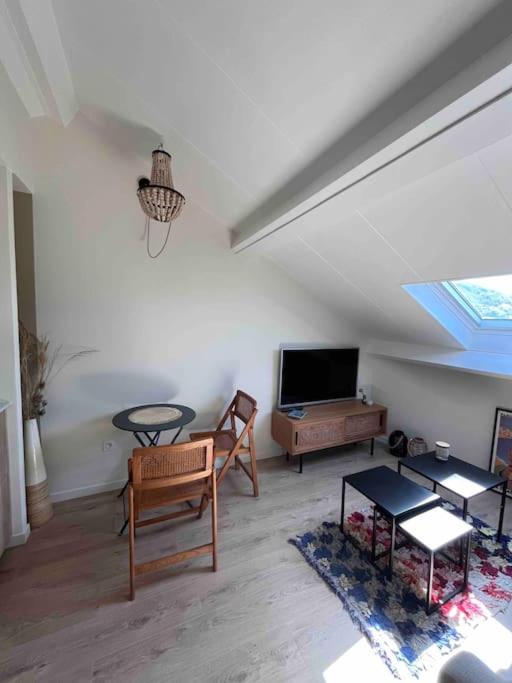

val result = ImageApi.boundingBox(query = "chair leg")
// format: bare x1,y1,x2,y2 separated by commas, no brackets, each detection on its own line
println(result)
128,486,135,601
198,494,208,519
249,428,259,497
216,453,236,487
211,473,218,572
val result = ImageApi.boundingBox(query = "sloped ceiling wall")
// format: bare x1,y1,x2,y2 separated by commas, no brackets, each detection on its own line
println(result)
263,129,512,346
41,0,512,348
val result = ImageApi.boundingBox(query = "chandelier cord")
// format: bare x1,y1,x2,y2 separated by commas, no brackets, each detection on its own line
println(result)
146,216,173,259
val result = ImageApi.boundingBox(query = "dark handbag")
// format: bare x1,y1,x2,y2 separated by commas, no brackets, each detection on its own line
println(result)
389,430,408,457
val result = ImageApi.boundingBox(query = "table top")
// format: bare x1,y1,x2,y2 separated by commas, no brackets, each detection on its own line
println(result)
112,403,196,432
344,466,440,519
399,506,473,551
400,452,506,498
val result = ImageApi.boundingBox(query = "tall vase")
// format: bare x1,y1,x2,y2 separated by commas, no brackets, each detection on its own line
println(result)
24,418,53,527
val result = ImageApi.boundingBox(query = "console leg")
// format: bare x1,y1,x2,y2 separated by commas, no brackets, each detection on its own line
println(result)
285,451,289,462
298,453,303,474
370,438,374,456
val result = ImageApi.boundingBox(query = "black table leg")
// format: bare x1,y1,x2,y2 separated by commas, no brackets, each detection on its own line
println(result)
134,432,147,447
171,426,183,444
426,550,435,614
340,479,346,532
371,507,377,561
298,453,303,474
459,498,469,564
498,481,507,541
388,518,396,578
370,438,374,456
464,531,471,588
117,479,129,498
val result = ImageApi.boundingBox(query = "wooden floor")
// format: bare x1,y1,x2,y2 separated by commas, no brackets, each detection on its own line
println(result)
1,445,512,683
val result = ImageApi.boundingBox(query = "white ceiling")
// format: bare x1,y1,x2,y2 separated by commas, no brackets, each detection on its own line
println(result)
4,0,512,349
50,0,507,228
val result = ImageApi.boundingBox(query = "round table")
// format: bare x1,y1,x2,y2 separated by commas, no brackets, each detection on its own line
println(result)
112,403,196,535
112,403,196,448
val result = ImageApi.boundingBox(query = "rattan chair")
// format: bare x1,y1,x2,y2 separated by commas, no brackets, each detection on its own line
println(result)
127,437,217,600
190,390,259,497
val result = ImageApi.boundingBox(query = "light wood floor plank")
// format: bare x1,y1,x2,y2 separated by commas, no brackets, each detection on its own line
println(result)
1,444,511,682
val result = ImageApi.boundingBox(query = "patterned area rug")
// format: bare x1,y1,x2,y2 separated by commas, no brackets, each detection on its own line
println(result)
290,503,512,679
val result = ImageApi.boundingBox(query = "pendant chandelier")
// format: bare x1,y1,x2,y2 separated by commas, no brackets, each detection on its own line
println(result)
137,145,186,258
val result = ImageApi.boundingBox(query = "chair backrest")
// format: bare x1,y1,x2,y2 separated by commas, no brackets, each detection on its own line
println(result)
232,390,257,425
130,438,214,489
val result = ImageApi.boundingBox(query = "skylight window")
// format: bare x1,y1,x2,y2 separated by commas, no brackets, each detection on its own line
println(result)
445,275,512,322
403,273,512,357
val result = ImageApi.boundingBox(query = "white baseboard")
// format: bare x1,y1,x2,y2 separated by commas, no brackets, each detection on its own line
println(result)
50,442,390,504
50,479,126,503
8,523,30,547
50,450,282,503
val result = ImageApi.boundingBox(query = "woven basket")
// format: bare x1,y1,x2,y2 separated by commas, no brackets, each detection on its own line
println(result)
408,437,428,457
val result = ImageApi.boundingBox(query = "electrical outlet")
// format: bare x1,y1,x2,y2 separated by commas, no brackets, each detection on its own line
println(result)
103,440,114,452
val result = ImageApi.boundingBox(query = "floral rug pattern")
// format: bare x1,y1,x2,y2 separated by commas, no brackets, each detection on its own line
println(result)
290,503,512,679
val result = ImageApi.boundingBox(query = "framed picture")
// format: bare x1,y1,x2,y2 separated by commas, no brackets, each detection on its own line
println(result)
489,407,512,497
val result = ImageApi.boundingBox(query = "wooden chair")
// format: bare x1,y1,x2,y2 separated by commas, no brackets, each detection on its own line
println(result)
127,437,217,600
190,390,259,497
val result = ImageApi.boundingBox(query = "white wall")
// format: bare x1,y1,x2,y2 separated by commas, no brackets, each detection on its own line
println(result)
31,114,365,501
0,64,35,189
371,355,512,468
0,68,35,546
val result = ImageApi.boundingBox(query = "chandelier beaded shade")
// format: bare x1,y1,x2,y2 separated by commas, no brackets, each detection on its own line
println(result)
137,146,185,257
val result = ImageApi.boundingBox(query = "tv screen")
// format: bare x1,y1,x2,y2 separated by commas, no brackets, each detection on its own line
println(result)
278,347,359,408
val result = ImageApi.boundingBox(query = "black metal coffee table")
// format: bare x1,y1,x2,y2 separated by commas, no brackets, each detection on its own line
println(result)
340,466,440,577
398,452,508,541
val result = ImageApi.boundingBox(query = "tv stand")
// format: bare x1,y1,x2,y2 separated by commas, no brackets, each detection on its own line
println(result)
271,400,387,473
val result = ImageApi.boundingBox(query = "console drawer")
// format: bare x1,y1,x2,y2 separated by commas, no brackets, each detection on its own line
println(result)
296,420,345,449
345,412,382,438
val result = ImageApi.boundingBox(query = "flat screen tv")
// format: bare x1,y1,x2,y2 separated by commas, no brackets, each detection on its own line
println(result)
278,347,359,409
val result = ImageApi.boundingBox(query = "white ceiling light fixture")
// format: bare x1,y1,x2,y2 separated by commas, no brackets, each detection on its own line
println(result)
137,145,186,258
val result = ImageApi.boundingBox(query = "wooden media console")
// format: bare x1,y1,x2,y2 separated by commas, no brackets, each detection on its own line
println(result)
271,400,387,472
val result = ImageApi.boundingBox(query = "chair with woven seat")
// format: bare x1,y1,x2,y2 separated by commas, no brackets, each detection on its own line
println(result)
190,390,259,497
127,437,217,600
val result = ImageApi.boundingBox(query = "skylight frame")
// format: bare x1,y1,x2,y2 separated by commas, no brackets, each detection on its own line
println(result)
441,280,512,331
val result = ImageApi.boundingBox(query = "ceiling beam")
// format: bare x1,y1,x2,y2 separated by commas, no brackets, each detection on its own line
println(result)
0,1,45,117
16,0,77,125
0,0,77,125
231,4,512,252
